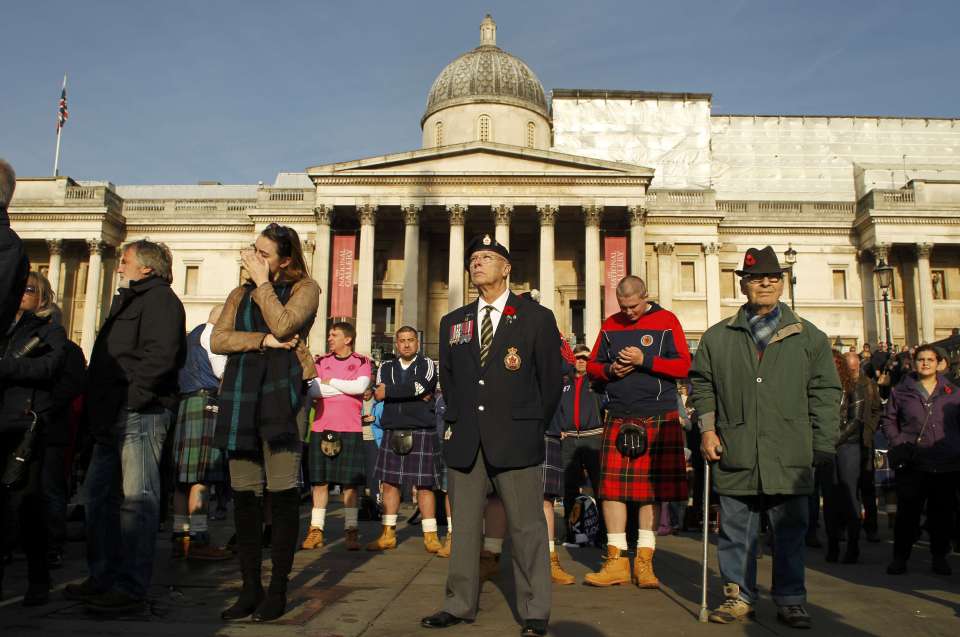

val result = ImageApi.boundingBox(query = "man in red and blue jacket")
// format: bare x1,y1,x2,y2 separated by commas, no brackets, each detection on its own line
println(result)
583,275,691,590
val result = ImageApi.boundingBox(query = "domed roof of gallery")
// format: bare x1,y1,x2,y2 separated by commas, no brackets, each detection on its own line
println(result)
423,15,548,125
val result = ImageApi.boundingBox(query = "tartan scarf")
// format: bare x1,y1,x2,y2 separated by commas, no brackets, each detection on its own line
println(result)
215,283,303,456
747,304,781,352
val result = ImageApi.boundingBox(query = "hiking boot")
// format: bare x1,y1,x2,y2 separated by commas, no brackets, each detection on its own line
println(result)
632,547,659,589
583,545,631,587
84,590,146,615
708,585,755,624
932,555,952,575
301,526,324,550
63,577,104,602
777,604,812,629
423,531,443,554
550,551,576,585
436,533,452,558
344,528,361,551
478,550,500,582
189,540,232,561
365,525,397,551
172,534,190,559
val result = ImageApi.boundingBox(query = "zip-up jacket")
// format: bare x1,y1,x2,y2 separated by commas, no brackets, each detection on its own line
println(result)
552,374,604,435
587,303,691,417
378,354,437,430
880,373,960,473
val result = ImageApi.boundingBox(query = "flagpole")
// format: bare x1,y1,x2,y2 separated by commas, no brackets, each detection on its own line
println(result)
53,74,66,176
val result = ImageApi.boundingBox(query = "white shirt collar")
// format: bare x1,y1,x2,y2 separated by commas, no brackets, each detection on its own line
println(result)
477,288,510,316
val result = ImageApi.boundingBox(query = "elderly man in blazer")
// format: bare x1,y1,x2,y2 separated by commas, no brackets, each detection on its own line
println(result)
421,234,563,637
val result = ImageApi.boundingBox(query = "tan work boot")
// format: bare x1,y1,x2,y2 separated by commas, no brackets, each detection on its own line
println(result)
344,527,361,551
301,526,324,550
478,550,500,581
583,545,631,587
436,533,452,558
632,547,659,589
365,525,397,551
709,584,755,624
423,531,443,554
550,551,576,585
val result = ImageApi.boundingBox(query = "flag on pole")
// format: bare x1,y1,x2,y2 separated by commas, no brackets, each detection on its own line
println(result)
56,81,68,131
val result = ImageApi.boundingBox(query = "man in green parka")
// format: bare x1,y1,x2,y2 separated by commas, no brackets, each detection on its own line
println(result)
690,246,840,630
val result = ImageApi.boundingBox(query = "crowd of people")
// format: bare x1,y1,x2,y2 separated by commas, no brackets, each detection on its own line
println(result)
1,155,958,635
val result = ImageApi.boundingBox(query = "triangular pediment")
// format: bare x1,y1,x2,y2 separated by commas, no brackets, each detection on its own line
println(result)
306,141,653,177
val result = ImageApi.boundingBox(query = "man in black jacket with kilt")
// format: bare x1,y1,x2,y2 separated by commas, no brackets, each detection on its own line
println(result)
421,234,563,637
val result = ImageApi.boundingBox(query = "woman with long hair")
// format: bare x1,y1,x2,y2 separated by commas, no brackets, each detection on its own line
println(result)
212,223,319,621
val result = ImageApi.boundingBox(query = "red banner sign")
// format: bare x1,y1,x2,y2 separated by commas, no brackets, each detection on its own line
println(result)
604,235,628,318
330,233,356,318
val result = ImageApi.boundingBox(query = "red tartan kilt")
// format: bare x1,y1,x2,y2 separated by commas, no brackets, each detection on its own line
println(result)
598,412,689,504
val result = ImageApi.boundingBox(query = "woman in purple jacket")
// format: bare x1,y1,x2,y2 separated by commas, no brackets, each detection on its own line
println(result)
880,344,960,576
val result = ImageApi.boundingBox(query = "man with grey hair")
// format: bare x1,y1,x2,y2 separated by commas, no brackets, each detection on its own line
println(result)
65,239,186,613
0,158,29,330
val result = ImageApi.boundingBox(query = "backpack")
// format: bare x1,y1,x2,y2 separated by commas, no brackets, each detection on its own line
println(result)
567,494,600,546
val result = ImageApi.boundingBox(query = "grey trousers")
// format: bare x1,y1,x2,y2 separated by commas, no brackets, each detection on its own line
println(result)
444,450,550,622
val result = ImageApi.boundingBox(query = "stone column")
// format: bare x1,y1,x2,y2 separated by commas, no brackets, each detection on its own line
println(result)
447,205,467,312
80,240,105,358
401,205,421,328
355,205,377,356
628,205,646,278
309,206,332,350
704,242,721,326
493,204,511,249
583,205,603,344
656,242,675,309
916,242,935,343
538,205,557,311
46,239,64,297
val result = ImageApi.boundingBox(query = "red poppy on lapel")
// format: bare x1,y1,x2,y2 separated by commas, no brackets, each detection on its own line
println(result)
503,306,517,317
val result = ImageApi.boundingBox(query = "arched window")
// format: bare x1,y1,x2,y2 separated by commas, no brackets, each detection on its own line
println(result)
478,115,491,142
526,121,536,148
435,121,443,146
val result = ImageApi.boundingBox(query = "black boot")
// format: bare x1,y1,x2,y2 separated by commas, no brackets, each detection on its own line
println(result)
253,488,299,622
221,491,264,621
842,541,860,564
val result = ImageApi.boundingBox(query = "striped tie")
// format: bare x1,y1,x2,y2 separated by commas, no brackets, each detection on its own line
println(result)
479,305,494,367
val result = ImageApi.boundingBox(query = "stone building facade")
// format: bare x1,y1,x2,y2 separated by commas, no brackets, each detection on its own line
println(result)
10,16,960,360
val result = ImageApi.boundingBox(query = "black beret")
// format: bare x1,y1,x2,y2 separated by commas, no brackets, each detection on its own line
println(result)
464,233,510,270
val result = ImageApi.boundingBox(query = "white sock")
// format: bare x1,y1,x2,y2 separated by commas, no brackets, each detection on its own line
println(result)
189,514,208,534
311,507,326,529
483,537,503,555
608,532,628,551
173,515,190,534
422,518,438,533
638,529,657,550
447,517,453,533
383,513,398,527
344,507,359,530
548,539,555,553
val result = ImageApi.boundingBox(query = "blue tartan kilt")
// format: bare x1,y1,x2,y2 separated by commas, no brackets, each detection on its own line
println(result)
173,392,225,484
375,428,442,489
542,435,563,498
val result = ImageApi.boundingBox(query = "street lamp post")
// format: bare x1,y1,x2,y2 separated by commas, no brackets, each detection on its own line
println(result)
875,259,894,349
784,244,798,311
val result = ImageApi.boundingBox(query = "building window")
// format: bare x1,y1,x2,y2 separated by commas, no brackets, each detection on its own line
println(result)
721,268,738,298
185,265,199,296
478,115,491,142
435,121,443,147
526,121,536,148
932,270,947,299
680,261,696,293
832,269,847,300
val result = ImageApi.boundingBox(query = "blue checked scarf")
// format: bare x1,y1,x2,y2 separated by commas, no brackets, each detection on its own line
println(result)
747,304,781,352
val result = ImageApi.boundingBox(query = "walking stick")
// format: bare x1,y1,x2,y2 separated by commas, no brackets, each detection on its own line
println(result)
699,445,721,623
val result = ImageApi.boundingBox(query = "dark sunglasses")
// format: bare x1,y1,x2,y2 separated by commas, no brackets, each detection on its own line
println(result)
23,285,38,294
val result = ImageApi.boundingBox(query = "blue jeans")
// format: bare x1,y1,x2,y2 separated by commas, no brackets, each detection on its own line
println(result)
83,408,172,599
717,493,808,606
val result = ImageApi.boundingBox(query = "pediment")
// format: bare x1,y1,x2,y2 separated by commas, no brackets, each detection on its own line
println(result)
306,141,654,177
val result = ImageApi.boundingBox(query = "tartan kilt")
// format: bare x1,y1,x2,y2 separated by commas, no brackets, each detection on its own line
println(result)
308,431,366,486
598,412,688,504
173,392,225,484
542,435,563,498
375,428,442,489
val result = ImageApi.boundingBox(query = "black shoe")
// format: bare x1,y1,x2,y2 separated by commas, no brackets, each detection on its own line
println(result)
84,591,146,615
932,555,952,575
251,587,287,622
886,558,907,575
777,605,812,629
421,611,471,629
521,619,548,636
63,577,104,602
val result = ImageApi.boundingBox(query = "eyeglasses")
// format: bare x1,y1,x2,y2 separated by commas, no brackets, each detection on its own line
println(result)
23,285,38,294
469,253,500,266
744,274,782,285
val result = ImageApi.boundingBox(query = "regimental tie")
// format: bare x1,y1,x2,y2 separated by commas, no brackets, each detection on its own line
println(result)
479,305,494,366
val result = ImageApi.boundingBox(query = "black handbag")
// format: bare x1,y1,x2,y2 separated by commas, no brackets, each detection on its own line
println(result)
390,429,415,456
1,411,39,490
616,422,648,458
889,399,933,471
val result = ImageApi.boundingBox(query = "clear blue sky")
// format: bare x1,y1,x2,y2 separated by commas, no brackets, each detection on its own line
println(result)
3,1,958,185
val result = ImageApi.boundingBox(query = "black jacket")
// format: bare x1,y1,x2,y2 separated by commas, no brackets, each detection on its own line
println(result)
0,206,29,332
45,340,86,446
552,374,604,435
0,311,68,433
439,292,563,470
87,276,186,441
377,354,438,430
